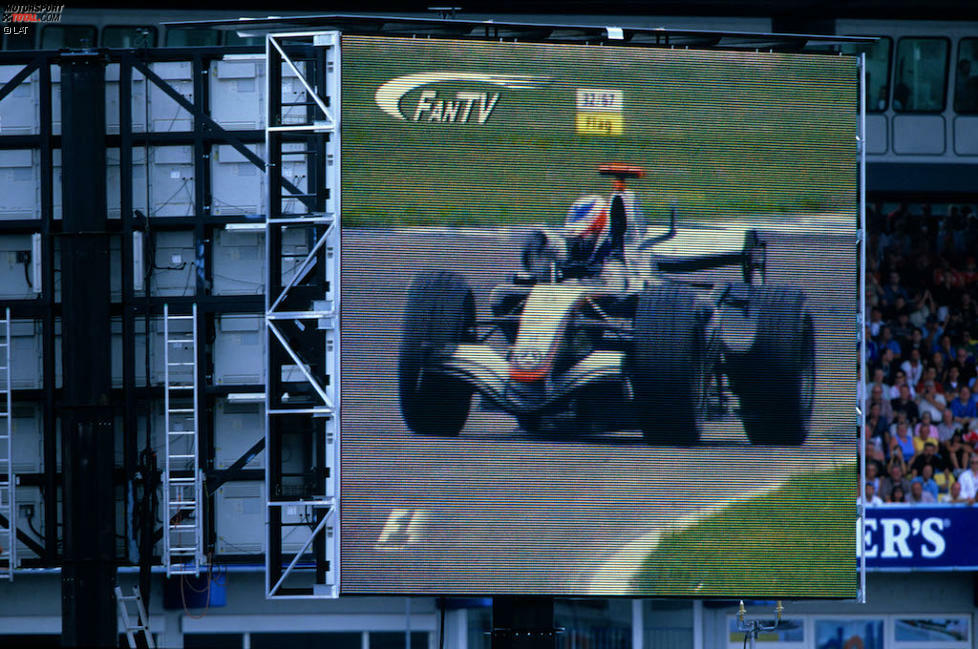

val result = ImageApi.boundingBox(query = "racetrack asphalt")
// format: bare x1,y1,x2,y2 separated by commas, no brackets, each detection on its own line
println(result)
339,222,858,595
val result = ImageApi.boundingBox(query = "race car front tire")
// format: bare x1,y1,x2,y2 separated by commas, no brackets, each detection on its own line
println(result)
727,285,814,445
632,284,706,445
398,270,476,436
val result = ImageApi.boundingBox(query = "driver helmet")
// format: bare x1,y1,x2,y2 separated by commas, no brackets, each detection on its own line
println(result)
564,194,608,263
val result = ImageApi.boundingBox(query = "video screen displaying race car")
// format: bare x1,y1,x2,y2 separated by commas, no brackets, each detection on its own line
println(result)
339,35,859,598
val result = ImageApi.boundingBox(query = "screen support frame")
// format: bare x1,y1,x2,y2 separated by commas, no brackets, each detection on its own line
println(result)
264,29,341,599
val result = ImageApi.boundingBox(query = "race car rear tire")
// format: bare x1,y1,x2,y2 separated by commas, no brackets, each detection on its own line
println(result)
516,413,542,433
398,270,476,436
632,284,706,445
727,285,814,445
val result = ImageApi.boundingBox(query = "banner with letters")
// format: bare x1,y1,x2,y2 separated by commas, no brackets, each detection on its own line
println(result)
864,505,978,570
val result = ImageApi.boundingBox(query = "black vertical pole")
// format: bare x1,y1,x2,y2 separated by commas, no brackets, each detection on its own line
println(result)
59,51,116,648
38,56,57,565
191,53,215,557
119,52,138,570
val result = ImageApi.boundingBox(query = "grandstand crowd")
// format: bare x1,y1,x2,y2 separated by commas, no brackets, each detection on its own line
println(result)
864,201,978,506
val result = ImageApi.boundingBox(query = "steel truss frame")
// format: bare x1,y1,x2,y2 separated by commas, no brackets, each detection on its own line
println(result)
264,30,340,599
0,46,299,570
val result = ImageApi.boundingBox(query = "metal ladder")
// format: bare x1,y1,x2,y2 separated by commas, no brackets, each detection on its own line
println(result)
162,304,203,576
0,308,14,580
115,585,155,649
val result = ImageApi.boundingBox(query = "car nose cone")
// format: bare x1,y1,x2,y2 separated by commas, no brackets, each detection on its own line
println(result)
513,348,545,370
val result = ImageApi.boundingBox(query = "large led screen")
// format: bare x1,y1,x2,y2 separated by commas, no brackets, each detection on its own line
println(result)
340,35,858,597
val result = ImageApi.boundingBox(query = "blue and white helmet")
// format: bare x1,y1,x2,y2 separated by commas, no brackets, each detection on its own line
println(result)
564,195,609,262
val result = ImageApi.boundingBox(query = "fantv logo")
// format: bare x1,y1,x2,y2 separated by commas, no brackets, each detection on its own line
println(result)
863,516,947,559
374,72,549,124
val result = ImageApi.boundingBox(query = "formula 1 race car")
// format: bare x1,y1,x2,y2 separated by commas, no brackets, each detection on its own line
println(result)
397,165,815,445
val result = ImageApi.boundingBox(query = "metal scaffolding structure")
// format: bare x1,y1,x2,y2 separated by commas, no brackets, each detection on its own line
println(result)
263,30,340,599
0,44,280,581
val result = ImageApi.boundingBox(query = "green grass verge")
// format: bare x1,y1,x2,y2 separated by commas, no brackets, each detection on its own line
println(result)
631,463,857,598
341,37,857,228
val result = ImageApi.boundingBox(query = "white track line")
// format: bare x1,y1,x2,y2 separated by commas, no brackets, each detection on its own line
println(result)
584,457,855,596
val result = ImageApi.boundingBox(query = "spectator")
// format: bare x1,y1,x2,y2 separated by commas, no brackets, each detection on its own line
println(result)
939,481,968,504
932,271,957,314
890,420,916,461
920,464,944,497
891,383,919,421
866,403,888,443
891,370,917,400
890,299,913,343
908,479,936,504
947,430,973,477
937,407,957,444
864,482,884,506
866,461,883,493
900,348,925,387
879,326,902,359
869,307,885,338
918,366,944,393
966,257,978,284
965,425,978,447
937,334,955,364
956,456,978,500
879,461,911,501
913,412,939,454
869,383,894,424
916,380,945,422
961,294,978,327
910,440,946,478
946,365,964,394
910,290,935,331
903,328,928,362
925,316,944,354
882,271,909,307
949,385,977,426
950,347,977,386
877,348,899,385
869,365,891,393
888,485,908,504
864,417,886,464
932,350,948,384
865,325,879,365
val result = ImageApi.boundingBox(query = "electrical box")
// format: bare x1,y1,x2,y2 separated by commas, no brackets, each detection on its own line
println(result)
211,144,262,217
110,317,148,388
11,405,41,474
148,62,194,132
107,147,148,219
0,150,39,220
210,59,264,130
105,63,147,134
0,234,38,298
215,481,264,554
0,64,38,136
281,142,311,216
214,399,264,469
213,228,264,295
148,230,195,296
14,486,43,561
148,146,195,217
10,320,42,389
214,315,264,385
215,481,310,555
